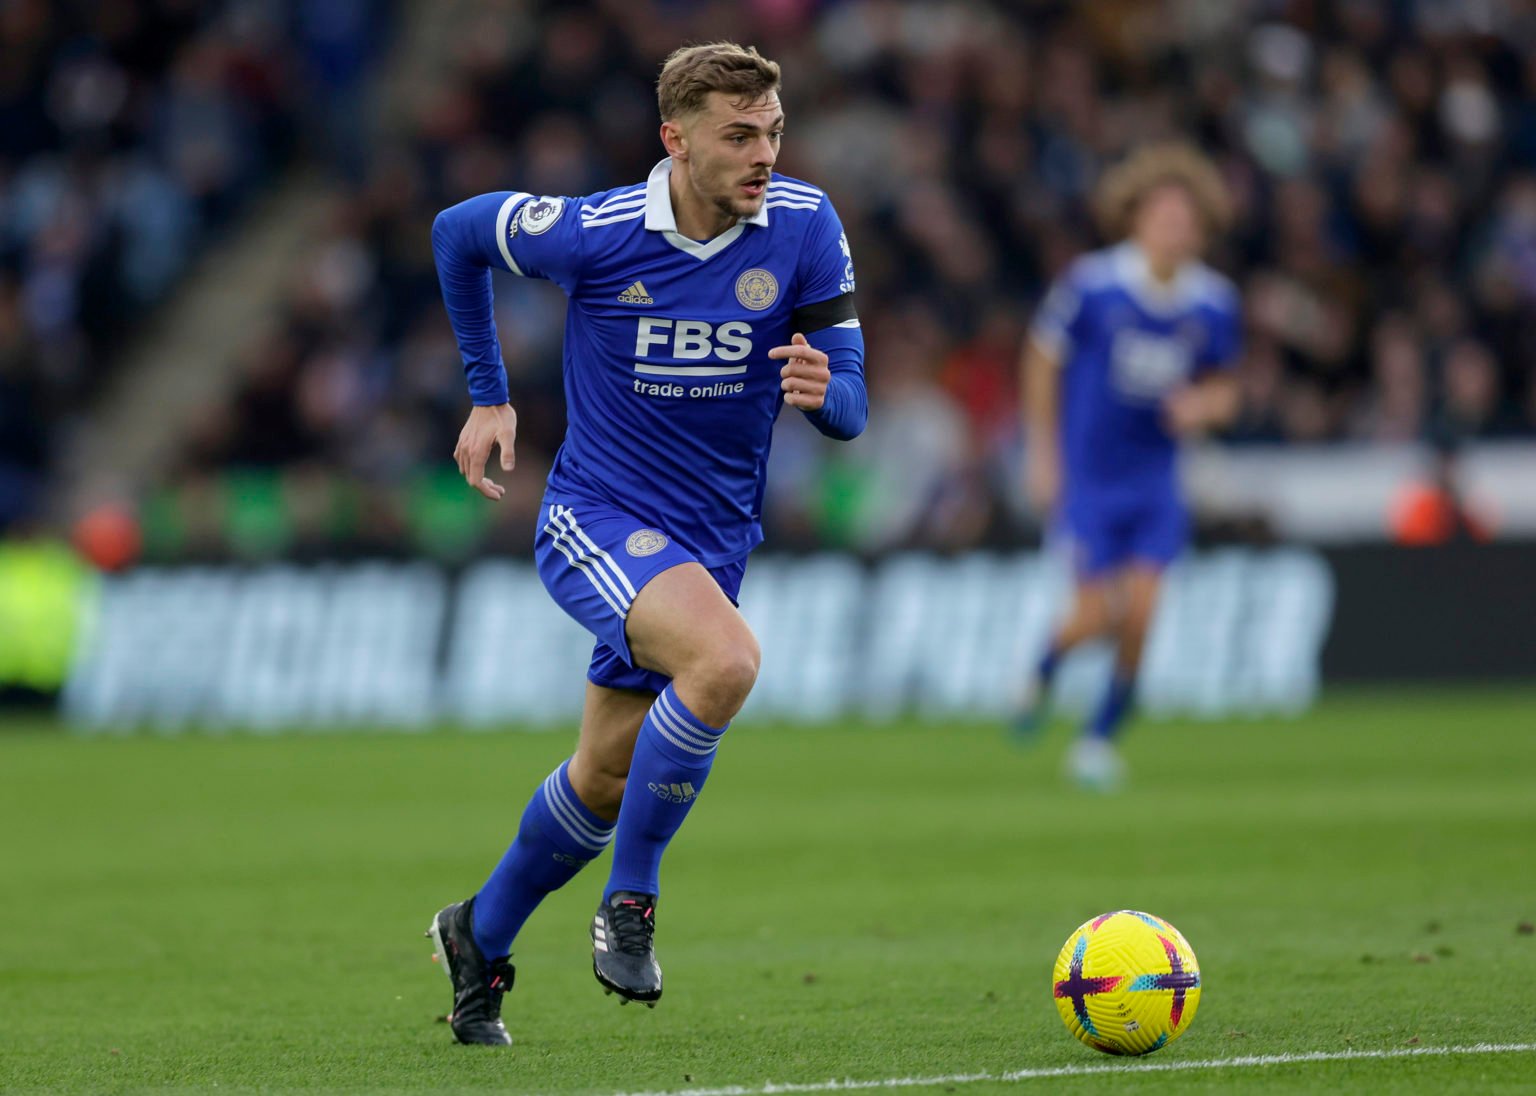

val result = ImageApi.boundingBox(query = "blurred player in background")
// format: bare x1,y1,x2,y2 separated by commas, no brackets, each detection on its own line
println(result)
1015,145,1241,790
426,43,866,1044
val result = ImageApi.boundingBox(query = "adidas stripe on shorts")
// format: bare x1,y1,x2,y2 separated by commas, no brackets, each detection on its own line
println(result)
534,492,747,694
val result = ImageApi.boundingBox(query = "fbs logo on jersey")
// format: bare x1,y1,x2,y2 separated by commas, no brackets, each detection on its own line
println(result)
617,281,654,305
626,529,668,557
519,197,563,235
735,268,778,311
648,781,697,804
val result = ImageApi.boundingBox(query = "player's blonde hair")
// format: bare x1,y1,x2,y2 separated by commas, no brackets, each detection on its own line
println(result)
657,42,781,121
1093,143,1234,240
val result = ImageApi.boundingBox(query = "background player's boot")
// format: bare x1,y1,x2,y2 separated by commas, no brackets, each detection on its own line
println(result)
1066,736,1125,793
591,891,662,1005
426,898,514,1045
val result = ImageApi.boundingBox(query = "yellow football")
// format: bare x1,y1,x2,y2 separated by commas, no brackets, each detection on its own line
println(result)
1052,910,1201,1055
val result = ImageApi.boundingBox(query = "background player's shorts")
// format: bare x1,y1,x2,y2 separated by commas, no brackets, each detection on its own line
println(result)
1059,496,1188,579
534,497,747,694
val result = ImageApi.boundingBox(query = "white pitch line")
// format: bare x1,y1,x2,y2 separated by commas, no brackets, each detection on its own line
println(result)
606,1041,1536,1096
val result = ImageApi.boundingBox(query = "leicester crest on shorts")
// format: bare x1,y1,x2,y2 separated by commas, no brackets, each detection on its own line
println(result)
735,268,778,311
626,529,668,557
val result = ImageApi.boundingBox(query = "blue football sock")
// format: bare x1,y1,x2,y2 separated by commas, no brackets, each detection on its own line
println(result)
1088,673,1136,741
1037,644,1063,685
605,685,727,900
473,759,614,960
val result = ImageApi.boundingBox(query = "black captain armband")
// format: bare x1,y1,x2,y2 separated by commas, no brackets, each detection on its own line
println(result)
791,292,858,333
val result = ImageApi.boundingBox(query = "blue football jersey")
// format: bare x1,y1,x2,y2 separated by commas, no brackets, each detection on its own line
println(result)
1032,243,1241,509
434,158,863,566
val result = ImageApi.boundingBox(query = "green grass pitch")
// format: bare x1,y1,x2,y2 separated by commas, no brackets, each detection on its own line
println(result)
2,689,1534,1094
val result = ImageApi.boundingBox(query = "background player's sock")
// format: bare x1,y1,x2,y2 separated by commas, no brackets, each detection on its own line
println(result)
605,684,726,899
1037,644,1063,686
1012,641,1063,738
1088,672,1136,741
473,760,614,960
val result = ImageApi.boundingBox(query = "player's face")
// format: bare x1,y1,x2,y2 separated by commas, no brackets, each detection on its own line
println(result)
682,91,783,221
1134,184,1205,269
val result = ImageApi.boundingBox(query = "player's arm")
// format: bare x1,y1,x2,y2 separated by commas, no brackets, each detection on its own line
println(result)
1023,270,1085,515
432,192,527,499
1022,335,1062,515
1163,372,1239,437
772,203,867,440
806,322,867,440
1165,292,1243,438
770,301,866,440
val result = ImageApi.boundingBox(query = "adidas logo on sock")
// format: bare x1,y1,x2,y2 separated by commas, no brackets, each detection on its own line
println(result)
617,281,654,305
647,781,697,804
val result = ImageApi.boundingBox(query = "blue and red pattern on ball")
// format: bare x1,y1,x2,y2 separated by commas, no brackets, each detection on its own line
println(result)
1053,910,1201,1057
1052,935,1123,1036
1129,933,1200,1028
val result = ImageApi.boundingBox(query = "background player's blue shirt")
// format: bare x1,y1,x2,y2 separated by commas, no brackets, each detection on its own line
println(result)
433,158,866,566
1032,243,1241,513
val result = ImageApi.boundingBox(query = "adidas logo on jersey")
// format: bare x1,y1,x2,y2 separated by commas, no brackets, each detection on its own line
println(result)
617,281,654,305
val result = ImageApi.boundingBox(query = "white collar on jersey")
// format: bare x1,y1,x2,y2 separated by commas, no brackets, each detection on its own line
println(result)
644,157,768,261
1111,242,1203,316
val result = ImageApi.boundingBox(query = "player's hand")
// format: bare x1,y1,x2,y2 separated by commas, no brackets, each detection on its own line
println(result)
769,333,830,411
454,403,518,501
1163,387,1208,437
1026,451,1060,515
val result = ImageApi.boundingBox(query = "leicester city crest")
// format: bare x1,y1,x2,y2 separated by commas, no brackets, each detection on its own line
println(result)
626,529,668,557
735,268,778,311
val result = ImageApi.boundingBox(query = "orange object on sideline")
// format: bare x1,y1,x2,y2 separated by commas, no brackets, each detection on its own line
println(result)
73,504,143,571
1388,483,1492,545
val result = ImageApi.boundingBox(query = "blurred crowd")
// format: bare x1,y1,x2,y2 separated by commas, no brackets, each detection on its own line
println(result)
0,0,384,532
9,0,1536,559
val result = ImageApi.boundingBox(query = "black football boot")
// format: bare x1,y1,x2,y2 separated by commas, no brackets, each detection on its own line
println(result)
426,898,514,1045
591,891,662,1006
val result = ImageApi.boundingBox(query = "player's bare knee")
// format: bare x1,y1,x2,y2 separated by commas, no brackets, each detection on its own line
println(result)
722,637,761,698
679,636,759,723
711,644,760,711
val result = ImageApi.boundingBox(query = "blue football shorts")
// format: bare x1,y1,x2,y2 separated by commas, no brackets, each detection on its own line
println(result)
533,495,747,694
1058,496,1189,579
